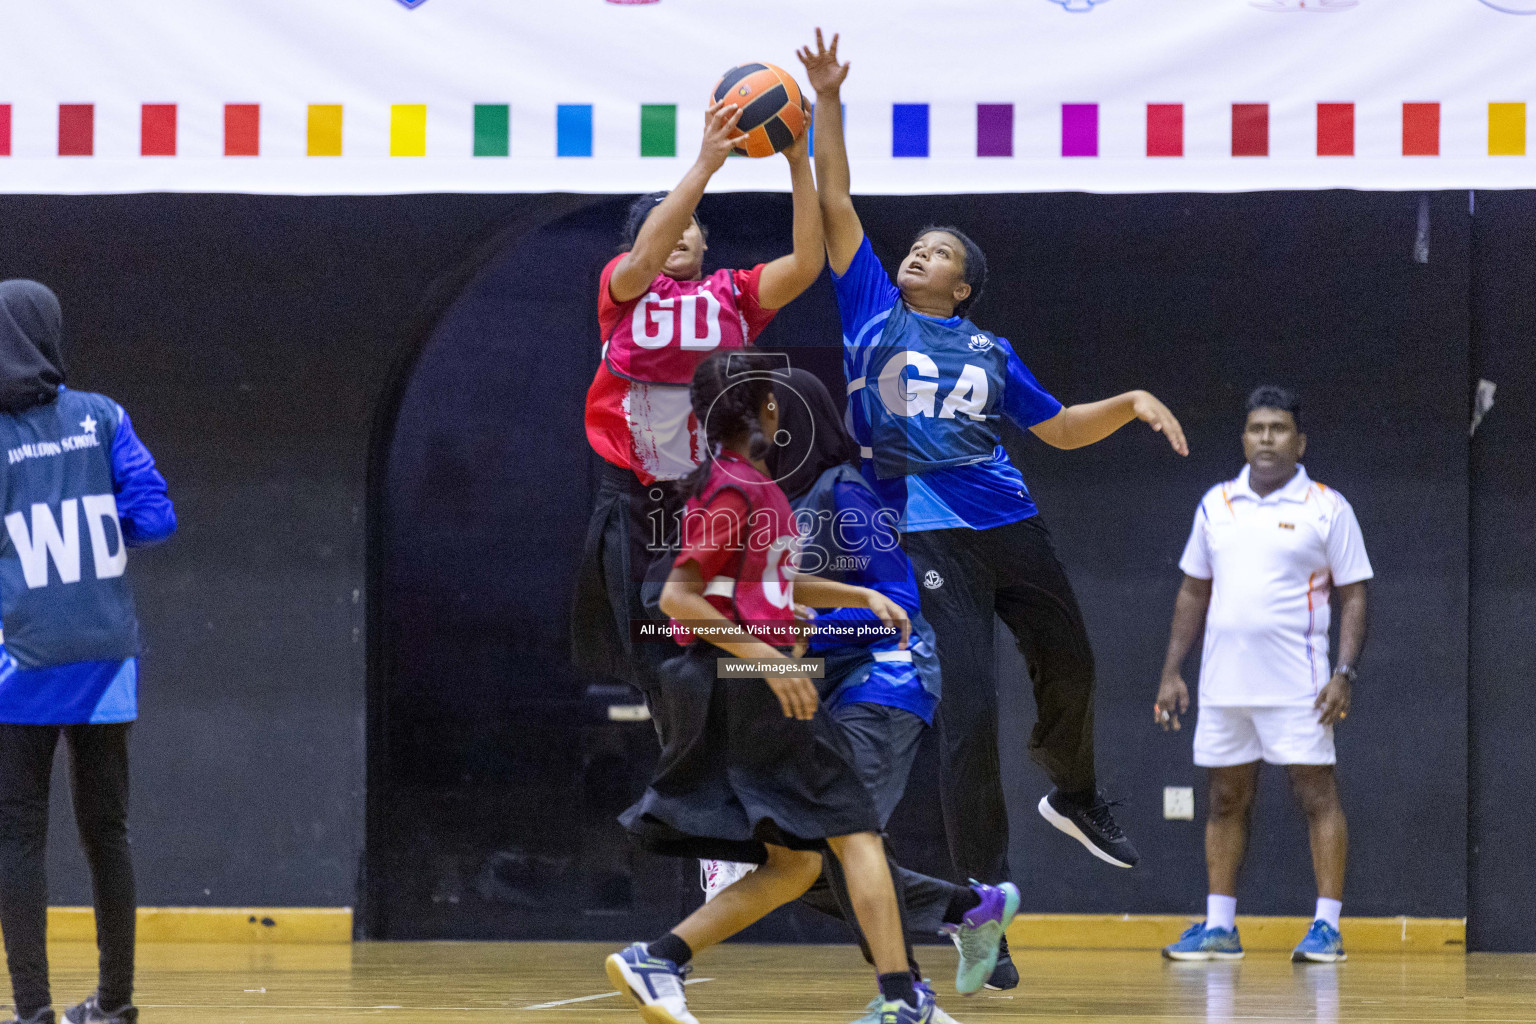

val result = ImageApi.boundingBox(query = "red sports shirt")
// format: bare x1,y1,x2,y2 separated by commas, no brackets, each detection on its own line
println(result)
584,255,776,485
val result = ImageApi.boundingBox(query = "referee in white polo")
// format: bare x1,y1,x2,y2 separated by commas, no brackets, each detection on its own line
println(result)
1154,386,1371,965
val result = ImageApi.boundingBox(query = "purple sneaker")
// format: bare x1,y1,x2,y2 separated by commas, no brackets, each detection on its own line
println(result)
950,881,1021,995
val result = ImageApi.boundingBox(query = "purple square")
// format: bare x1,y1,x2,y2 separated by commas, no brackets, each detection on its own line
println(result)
1062,104,1099,157
977,104,1013,157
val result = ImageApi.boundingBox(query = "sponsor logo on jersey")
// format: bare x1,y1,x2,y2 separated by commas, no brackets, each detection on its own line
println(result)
1476,0,1536,12
1047,0,1112,10
923,569,945,590
968,333,994,352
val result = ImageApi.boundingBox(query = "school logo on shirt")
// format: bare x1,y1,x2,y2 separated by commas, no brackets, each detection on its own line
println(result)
968,334,994,352
923,569,945,590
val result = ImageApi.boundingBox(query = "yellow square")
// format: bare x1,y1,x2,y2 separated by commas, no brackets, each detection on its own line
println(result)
391,104,427,157
1489,103,1526,157
307,105,343,157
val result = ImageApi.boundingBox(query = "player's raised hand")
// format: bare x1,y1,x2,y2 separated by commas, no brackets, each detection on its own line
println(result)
1132,390,1190,457
768,673,820,721
781,124,810,165
1155,672,1190,731
797,28,849,96
699,101,748,172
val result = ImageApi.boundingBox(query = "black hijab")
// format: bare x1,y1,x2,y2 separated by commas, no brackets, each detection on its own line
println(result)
0,280,65,414
767,368,859,502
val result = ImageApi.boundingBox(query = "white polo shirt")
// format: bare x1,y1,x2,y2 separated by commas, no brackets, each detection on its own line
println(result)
1179,464,1373,707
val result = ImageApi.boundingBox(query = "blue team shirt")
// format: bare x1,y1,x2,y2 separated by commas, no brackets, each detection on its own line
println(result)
0,398,176,724
831,236,1063,532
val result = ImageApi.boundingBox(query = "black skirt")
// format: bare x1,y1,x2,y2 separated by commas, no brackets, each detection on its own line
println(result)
571,462,683,689
620,644,882,863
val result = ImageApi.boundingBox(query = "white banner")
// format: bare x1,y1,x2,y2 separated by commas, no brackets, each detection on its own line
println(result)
0,0,1534,195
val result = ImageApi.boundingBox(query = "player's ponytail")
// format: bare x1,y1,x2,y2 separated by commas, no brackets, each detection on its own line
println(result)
680,350,780,499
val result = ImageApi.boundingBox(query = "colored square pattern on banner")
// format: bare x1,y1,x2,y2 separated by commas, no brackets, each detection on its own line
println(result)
0,105,10,157
308,105,343,156
640,104,676,157
558,104,593,157
1489,103,1526,156
1317,103,1354,157
1403,103,1439,157
1062,104,1098,157
977,104,1012,157
1147,104,1183,157
391,104,427,156
1232,103,1268,157
59,104,94,156
142,104,177,156
893,104,928,157
474,104,509,157
225,104,260,156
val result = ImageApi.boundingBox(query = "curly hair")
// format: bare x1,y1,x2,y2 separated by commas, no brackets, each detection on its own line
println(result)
619,191,708,253
913,225,988,317
679,350,780,498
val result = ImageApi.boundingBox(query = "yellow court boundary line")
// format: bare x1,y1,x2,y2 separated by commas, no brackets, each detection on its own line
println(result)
29,907,353,944
1007,914,1465,953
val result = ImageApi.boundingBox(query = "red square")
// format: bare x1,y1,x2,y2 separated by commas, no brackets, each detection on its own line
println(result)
1403,103,1440,157
1317,103,1354,157
58,104,94,157
0,105,11,157
1232,104,1268,157
1147,104,1183,157
142,104,177,156
225,104,260,156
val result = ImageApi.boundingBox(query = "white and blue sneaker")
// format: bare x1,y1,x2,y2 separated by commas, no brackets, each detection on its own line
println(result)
851,983,960,1024
1292,920,1347,963
947,881,1021,995
605,942,699,1024
878,984,936,1024
1162,922,1245,961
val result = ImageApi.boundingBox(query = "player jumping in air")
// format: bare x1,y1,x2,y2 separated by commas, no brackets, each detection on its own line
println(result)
799,28,1189,990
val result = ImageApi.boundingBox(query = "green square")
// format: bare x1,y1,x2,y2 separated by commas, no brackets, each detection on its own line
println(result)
640,104,677,157
473,104,510,157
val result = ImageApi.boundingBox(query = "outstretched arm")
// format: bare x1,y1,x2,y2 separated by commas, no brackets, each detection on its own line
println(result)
756,133,825,309
798,29,863,275
608,102,748,304
1030,390,1189,456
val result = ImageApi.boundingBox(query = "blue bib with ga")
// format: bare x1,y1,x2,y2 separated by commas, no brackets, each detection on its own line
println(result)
850,301,1009,481
792,464,941,712
0,390,140,669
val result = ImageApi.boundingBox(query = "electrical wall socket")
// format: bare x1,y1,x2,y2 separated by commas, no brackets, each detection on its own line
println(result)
1164,786,1195,820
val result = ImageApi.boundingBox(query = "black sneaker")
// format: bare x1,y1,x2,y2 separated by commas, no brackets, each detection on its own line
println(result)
984,935,1019,991
5,1010,56,1024
1038,789,1140,868
64,997,136,1024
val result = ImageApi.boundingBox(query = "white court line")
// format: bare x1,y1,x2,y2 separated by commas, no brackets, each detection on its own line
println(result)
521,978,713,1011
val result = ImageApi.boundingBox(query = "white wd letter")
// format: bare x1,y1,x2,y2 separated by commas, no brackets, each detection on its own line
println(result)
631,293,675,349
940,364,990,421
878,351,940,418
678,292,722,350
83,494,128,580
5,500,82,588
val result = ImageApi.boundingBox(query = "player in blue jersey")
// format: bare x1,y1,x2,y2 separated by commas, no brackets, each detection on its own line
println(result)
800,30,1189,989
0,281,176,1024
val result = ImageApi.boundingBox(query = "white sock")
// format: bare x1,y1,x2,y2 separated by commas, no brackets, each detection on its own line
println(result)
1315,897,1342,929
1207,893,1237,931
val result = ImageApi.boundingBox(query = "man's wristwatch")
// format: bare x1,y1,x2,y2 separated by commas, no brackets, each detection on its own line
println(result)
1333,663,1358,683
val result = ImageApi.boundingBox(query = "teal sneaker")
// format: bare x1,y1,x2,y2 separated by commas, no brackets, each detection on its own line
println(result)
851,984,961,1024
949,881,1021,995
1162,922,1245,961
1292,920,1347,963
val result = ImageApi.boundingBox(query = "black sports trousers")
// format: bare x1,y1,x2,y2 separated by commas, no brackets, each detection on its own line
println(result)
0,722,136,1018
901,514,1098,886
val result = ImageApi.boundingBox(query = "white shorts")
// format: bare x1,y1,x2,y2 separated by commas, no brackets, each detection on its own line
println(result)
1193,705,1336,767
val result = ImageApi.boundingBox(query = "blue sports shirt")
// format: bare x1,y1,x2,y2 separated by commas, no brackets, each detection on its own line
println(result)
832,236,1063,532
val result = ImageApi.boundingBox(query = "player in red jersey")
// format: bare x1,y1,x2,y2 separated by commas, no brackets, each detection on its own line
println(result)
575,99,825,694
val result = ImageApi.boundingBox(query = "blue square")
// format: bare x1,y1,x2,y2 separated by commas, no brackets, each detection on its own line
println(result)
557,104,593,157
892,104,929,158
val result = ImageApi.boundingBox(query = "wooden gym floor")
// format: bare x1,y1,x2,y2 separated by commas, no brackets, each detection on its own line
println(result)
31,940,1535,1023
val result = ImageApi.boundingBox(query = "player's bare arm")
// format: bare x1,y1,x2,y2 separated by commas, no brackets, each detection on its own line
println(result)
1031,389,1190,457
1156,574,1213,732
798,28,863,275
756,132,826,309
1316,580,1367,726
792,574,910,649
608,102,748,303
